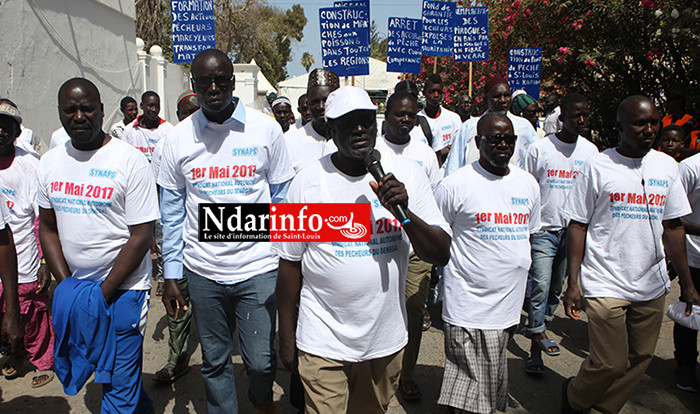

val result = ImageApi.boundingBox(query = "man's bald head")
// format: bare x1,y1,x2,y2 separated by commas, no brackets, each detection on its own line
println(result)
615,95,660,158
616,95,654,123
191,49,233,77
58,78,101,104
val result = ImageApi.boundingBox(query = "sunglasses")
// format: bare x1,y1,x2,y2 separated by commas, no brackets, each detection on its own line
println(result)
191,76,234,91
477,134,518,146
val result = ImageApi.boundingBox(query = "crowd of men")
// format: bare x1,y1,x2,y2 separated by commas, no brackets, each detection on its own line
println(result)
0,46,699,414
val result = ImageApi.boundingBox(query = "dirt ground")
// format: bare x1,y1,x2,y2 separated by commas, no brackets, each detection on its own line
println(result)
0,281,698,413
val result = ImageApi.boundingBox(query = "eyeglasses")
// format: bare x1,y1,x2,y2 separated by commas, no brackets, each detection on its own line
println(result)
477,134,518,146
191,76,234,91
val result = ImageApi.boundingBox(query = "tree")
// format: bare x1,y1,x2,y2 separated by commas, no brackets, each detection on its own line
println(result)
411,0,700,148
216,1,307,85
301,52,315,72
136,1,307,85
370,20,388,62
135,0,172,59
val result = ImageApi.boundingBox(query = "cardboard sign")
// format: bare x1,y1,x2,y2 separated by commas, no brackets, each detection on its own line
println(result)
170,0,216,63
387,18,422,73
421,0,456,57
319,6,371,76
454,6,489,62
508,47,542,99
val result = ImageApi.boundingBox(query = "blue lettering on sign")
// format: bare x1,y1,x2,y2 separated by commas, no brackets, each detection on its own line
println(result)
454,6,489,63
511,197,530,206
508,47,542,99
171,0,216,63
89,169,117,178
421,0,456,57
648,179,669,188
386,17,422,74
232,147,259,157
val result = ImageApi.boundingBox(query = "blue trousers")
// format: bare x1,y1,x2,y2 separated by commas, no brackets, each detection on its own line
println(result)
187,269,277,414
524,229,567,336
102,289,152,414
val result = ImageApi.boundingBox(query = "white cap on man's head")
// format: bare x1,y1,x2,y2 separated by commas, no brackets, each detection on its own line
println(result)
325,86,376,120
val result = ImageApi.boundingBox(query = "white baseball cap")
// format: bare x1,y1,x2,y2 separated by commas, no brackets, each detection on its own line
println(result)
325,86,376,120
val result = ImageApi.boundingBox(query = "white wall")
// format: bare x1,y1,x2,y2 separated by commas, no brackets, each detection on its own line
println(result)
0,0,140,152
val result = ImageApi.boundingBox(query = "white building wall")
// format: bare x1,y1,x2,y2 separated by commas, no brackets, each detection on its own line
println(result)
0,0,144,152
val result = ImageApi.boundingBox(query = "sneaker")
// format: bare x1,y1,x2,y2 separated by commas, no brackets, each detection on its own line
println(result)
675,365,699,393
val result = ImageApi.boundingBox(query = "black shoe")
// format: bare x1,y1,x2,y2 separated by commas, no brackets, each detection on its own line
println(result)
675,365,699,393
561,377,582,414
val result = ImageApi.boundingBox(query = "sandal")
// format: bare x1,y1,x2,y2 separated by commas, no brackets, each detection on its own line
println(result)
153,362,189,382
399,379,421,401
422,307,431,331
525,357,545,375
2,355,22,379
538,338,561,356
32,370,54,388
155,282,164,297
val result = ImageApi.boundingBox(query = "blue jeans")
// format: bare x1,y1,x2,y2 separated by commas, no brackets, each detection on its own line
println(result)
187,269,277,414
524,229,567,336
102,289,152,414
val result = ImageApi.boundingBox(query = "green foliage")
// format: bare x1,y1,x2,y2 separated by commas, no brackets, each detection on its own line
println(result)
136,1,307,86
216,1,307,85
412,0,700,148
370,20,388,62
301,52,315,72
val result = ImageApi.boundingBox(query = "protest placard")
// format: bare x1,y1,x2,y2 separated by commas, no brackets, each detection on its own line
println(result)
421,0,456,57
386,18,422,74
170,0,216,64
319,6,371,76
454,6,488,62
508,47,542,99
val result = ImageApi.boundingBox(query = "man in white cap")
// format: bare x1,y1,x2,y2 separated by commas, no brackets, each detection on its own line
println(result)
271,96,294,133
274,86,451,414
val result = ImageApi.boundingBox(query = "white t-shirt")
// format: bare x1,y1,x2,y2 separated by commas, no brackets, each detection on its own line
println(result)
109,120,126,140
436,162,541,330
284,122,337,173
679,153,700,268
376,134,440,192
158,104,295,284
0,148,40,283
50,127,71,149
543,107,563,135
272,153,450,362
443,111,540,176
0,193,9,229
37,138,160,290
524,134,599,230
565,149,691,301
418,106,462,152
121,117,174,162
16,126,40,159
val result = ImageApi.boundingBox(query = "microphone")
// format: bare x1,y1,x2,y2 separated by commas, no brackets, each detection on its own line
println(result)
364,153,411,225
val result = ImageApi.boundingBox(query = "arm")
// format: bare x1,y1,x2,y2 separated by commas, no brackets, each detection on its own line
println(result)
680,216,700,236
370,173,451,266
39,207,71,283
160,187,188,316
563,220,588,320
99,221,154,301
663,218,700,314
0,226,23,354
276,258,302,372
33,217,50,294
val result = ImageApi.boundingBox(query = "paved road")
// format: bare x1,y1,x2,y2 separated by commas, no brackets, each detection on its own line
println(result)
1,282,698,413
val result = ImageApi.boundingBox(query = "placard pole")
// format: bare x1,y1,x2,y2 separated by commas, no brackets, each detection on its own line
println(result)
469,62,473,97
